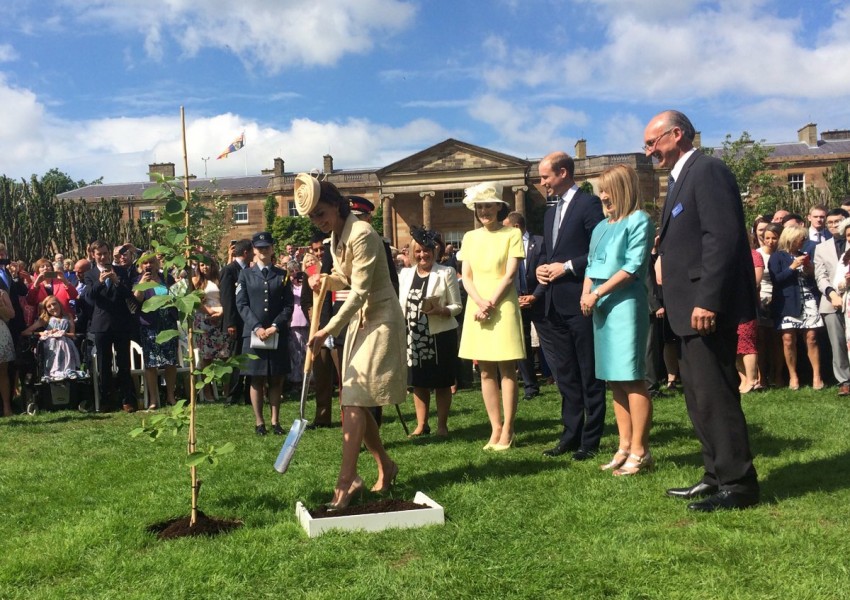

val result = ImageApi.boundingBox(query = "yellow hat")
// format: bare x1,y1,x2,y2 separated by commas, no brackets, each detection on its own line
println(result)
294,173,321,216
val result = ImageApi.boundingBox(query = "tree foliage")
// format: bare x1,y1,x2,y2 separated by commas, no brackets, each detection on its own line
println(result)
715,132,776,197
263,195,278,231
270,215,319,251
825,162,850,204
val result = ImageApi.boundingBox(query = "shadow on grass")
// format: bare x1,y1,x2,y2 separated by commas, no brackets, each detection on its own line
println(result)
383,416,560,451
760,450,850,500
0,413,110,427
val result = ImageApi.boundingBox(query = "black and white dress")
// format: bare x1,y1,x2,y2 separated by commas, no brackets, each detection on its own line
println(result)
405,271,456,389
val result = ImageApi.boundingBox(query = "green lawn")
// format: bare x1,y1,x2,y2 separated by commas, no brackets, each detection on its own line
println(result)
1,383,848,600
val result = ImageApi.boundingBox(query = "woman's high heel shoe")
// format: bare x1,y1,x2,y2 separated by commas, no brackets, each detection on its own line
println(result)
612,452,654,476
326,477,365,511
600,448,630,471
491,436,514,452
371,463,399,494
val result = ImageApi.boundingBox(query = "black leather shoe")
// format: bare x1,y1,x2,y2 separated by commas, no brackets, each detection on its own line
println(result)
255,424,267,436
543,444,572,457
523,390,540,400
272,423,285,435
306,422,333,430
666,482,719,500
572,448,597,461
687,490,759,512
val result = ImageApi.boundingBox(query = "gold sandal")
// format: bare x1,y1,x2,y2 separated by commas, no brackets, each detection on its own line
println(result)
600,448,630,471
613,452,654,476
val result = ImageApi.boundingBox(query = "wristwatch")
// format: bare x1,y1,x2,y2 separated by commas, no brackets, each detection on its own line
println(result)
592,289,601,299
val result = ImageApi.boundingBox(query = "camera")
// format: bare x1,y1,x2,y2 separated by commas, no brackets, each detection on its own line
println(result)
0,258,10,266
43,271,57,279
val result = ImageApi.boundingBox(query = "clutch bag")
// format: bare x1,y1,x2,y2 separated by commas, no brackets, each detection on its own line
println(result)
250,331,279,350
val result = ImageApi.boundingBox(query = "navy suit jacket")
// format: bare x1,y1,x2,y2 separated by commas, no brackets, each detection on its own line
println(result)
540,190,604,316
767,250,812,321
658,151,758,336
517,233,545,320
219,259,244,333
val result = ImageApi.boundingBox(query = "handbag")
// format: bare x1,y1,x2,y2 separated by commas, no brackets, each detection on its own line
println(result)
250,330,279,350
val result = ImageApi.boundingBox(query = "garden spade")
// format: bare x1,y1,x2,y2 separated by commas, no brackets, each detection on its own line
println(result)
275,272,328,474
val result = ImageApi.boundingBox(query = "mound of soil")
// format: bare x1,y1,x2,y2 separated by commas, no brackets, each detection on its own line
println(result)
147,510,243,540
309,498,430,519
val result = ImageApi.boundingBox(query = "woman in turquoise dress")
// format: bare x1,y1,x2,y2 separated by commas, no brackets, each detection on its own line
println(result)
457,182,525,451
579,165,655,476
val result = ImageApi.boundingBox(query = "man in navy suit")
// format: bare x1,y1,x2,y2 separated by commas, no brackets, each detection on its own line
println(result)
504,211,545,400
535,152,606,460
220,239,252,404
647,109,759,512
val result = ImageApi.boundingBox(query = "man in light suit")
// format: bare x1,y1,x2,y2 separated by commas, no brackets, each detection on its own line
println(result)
220,239,252,404
813,208,850,396
504,211,545,400
648,109,759,511
536,152,606,460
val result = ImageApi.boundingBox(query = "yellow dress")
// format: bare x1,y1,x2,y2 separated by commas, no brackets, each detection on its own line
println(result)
458,226,526,361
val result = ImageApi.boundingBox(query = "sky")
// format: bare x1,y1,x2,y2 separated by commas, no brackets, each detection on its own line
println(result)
1,0,849,185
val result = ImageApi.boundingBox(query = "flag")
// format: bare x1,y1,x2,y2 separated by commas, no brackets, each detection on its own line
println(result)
216,132,245,159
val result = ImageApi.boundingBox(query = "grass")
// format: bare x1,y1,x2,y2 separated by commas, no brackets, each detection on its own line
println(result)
1,382,849,600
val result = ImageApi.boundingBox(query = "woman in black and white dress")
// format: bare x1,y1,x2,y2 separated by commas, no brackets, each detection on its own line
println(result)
398,227,462,437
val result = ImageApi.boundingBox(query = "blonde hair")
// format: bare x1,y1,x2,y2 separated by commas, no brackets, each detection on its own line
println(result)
38,295,67,323
598,164,642,219
778,224,806,253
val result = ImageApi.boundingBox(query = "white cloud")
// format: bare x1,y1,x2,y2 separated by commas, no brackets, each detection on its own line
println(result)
0,71,452,183
0,44,18,62
480,2,850,102
61,0,417,71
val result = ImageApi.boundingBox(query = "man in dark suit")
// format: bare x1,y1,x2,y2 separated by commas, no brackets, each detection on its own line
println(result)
504,211,545,400
647,109,759,512
220,238,252,404
535,152,606,460
83,239,138,412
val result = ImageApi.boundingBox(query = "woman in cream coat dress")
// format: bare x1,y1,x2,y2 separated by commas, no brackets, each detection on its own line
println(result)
297,175,407,510
398,227,462,437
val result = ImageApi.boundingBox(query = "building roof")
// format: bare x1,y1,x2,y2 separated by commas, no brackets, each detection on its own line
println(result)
57,174,274,201
766,139,850,159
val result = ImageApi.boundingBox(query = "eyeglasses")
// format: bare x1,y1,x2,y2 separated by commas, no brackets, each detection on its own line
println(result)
643,128,676,152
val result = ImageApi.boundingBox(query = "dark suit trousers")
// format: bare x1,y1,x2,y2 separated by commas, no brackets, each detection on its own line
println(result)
537,309,606,451
517,309,539,395
90,330,135,407
678,325,759,493
312,346,337,425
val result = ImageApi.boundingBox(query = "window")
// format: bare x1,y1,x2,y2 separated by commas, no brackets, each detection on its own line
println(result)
288,201,299,217
788,173,805,192
442,230,464,248
443,190,464,206
139,209,156,224
233,203,248,223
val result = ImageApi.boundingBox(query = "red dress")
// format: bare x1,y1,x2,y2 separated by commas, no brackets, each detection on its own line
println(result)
736,251,763,355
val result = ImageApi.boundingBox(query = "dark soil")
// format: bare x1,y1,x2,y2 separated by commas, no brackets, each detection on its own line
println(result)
309,498,430,519
147,510,244,540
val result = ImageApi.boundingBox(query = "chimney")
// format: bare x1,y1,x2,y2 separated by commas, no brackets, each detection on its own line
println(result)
323,154,334,174
798,123,818,146
274,157,285,177
693,131,702,148
574,139,587,160
148,162,175,182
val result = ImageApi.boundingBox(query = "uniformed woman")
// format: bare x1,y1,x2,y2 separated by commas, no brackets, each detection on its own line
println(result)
235,232,294,435
295,174,407,510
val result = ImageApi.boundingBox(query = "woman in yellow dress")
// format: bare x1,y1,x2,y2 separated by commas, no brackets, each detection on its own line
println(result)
458,182,525,451
297,174,407,510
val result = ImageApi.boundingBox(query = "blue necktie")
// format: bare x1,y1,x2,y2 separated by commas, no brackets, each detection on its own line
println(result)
667,175,675,198
552,198,564,246
519,252,527,294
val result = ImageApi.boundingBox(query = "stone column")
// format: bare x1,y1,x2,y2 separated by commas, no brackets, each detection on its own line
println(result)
512,185,528,216
419,191,435,229
381,193,395,245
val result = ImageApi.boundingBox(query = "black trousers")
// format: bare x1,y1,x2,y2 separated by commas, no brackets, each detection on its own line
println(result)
516,309,539,395
90,330,136,408
678,326,759,493
537,309,606,451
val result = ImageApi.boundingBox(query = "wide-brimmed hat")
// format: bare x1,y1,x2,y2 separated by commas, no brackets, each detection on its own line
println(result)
462,182,507,210
294,173,321,216
252,231,274,248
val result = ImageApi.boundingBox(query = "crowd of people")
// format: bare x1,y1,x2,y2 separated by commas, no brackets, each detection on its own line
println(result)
4,108,849,513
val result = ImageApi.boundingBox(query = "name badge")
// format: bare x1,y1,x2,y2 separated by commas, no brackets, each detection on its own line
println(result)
672,203,684,218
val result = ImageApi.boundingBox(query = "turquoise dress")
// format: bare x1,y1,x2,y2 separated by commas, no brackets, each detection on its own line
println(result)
585,211,654,381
